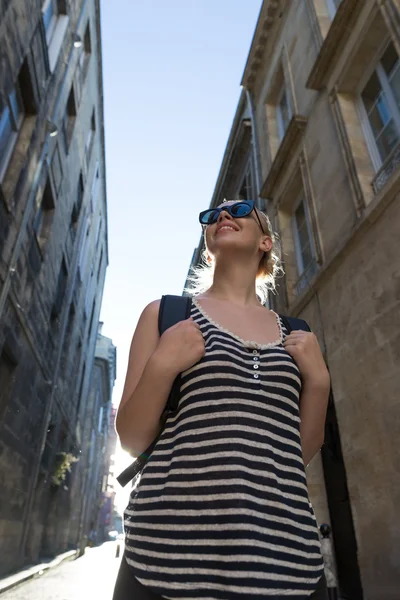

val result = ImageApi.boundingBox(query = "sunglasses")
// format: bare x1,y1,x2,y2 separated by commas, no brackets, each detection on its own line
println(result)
198,200,265,233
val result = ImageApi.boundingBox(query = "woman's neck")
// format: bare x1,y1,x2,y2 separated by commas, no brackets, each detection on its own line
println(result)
202,258,260,307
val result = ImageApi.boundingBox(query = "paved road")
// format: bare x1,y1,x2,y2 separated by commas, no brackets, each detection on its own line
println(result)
1,542,122,600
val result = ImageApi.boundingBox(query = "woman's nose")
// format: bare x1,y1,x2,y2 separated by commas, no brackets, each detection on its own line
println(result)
217,210,233,223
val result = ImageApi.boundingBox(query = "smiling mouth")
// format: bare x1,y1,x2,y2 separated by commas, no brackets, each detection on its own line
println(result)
217,225,238,234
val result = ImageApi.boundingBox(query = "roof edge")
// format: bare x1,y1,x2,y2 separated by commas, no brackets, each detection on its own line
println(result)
241,0,284,88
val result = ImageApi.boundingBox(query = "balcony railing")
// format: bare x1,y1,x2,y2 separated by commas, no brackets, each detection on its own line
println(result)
372,142,400,194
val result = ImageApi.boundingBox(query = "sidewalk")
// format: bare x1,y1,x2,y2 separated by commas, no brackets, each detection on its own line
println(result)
0,549,77,595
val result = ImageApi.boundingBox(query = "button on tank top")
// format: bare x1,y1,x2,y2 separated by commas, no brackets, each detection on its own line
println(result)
124,301,324,599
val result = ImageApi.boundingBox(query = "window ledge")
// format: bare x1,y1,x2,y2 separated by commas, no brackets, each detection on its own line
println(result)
306,0,364,91
48,15,69,72
260,115,307,198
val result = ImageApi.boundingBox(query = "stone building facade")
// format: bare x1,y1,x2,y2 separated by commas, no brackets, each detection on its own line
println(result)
95,404,119,544
0,0,110,575
77,327,116,549
187,1,400,598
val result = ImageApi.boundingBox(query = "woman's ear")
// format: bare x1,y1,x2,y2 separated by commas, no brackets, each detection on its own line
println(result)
260,236,273,254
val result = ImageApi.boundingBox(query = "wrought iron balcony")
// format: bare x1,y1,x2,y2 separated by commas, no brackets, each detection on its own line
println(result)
372,142,400,194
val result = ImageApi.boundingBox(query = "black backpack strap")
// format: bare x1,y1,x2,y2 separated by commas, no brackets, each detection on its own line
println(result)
116,295,192,488
159,295,192,412
158,294,192,334
116,441,158,488
279,315,311,334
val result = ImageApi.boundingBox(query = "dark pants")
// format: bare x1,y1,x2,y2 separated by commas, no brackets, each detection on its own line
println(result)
112,557,161,600
113,555,329,600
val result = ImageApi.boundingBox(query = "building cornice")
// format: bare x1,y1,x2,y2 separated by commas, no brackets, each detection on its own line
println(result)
241,0,283,88
95,0,109,266
208,89,248,208
260,115,308,198
306,0,364,91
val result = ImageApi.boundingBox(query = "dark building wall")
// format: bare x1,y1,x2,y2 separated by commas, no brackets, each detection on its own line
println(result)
76,332,116,550
0,0,109,575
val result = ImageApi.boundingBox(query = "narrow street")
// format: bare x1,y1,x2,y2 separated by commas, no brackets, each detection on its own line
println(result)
1,543,122,600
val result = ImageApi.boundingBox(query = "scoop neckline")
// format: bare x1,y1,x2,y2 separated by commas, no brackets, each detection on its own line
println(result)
192,297,284,350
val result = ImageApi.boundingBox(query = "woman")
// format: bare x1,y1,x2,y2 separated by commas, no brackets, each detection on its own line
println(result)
114,200,331,600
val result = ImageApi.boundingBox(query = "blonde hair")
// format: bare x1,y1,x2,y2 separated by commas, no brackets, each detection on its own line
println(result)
185,205,283,305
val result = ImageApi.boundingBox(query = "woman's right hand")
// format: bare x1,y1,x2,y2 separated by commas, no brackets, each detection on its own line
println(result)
153,318,205,377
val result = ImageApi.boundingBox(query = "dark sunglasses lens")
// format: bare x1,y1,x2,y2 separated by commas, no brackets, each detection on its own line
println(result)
200,209,219,224
230,202,252,217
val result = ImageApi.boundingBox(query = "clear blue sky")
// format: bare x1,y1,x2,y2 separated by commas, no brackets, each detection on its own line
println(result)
99,0,263,408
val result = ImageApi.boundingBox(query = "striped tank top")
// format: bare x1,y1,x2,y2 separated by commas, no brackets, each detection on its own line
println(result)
124,300,324,599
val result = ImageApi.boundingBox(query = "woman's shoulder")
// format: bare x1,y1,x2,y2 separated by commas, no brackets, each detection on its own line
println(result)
138,300,162,326
142,299,162,314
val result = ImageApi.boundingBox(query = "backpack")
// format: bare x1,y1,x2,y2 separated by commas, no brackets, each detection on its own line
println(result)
116,295,311,487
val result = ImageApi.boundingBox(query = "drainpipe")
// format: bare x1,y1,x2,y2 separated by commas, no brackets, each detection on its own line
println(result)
245,87,263,205
245,87,273,309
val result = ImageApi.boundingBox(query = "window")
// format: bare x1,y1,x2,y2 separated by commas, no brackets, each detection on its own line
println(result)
73,337,82,383
276,85,292,141
41,0,69,72
50,143,63,194
79,22,92,75
0,60,37,206
30,22,51,97
34,176,55,249
76,362,86,415
0,346,17,422
0,89,24,181
76,172,84,218
71,174,83,232
361,42,400,166
78,221,90,280
88,300,96,337
75,22,91,104
85,269,94,316
62,86,77,151
238,161,256,201
292,196,315,277
95,215,102,248
60,302,75,372
98,404,104,434
264,60,297,165
65,303,75,345
326,0,342,20
85,110,96,164
90,162,100,211
97,248,103,282
51,257,68,320
42,0,58,42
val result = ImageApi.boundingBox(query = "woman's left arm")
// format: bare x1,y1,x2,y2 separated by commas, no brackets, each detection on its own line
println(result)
283,331,331,467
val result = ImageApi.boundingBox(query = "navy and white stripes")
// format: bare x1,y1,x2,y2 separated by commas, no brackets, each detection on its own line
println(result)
124,301,324,599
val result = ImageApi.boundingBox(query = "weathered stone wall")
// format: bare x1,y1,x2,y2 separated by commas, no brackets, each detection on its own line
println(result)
318,195,400,596
248,0,400,596
0,0,109,576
